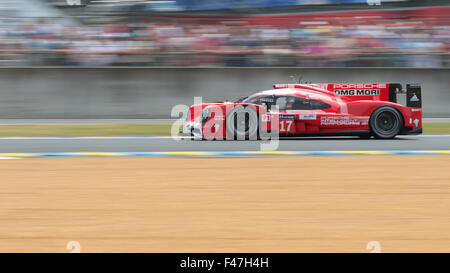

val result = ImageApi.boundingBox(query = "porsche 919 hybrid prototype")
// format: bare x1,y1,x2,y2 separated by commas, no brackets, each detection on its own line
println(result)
182,82,422,140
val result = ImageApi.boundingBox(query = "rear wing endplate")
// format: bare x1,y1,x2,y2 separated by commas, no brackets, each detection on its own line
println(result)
406,84,422,108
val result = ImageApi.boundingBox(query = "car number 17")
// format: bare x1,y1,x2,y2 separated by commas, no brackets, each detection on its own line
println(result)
279,120,293,132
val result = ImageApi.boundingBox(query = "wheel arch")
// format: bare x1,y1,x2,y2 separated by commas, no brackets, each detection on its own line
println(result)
369,104,406,130
369,105,405,138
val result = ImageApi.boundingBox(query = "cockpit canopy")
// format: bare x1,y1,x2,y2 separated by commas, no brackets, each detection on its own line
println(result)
242,92,331,111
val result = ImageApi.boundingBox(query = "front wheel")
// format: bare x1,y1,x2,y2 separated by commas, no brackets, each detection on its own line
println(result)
369,106,403,139
225,105,259,140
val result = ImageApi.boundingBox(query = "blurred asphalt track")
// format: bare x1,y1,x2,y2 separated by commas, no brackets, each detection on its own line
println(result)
0,119,448,153
0,135,449,153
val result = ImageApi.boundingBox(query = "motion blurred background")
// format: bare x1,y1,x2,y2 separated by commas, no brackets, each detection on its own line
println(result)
0,0,449,67
1,1,450,253
0,0,449,119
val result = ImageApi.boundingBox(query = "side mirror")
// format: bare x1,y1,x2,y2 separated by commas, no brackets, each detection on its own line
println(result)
261,95,275,111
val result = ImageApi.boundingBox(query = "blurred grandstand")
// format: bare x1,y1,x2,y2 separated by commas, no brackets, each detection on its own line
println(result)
0,0,448,67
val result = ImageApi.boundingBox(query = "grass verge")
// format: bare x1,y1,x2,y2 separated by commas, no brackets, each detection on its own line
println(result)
423,122,450,134
0,124,173,136
0,122,448,136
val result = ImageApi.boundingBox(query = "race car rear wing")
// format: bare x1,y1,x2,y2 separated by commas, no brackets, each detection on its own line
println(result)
319,83,422,108
387,83,422,108
406,83,422,108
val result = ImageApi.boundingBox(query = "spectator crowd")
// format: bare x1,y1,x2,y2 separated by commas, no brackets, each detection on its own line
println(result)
0,13,448,67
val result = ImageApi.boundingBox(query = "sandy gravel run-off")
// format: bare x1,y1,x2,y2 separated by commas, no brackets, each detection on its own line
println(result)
0,156,449,252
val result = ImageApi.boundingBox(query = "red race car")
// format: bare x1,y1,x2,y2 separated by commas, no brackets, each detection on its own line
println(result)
182,82,422,140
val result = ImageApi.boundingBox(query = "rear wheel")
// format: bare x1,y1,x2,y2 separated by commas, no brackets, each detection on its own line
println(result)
370,106,403,139
225,106,259,140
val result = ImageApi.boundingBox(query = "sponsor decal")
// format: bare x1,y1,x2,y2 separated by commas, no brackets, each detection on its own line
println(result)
299,114,317,120
261,114,271,122
410,94,420,102
334,89,380,96
260,97,275,103
320,116,367,126
333,83,386,89
411,108,422,112
279,114,296,120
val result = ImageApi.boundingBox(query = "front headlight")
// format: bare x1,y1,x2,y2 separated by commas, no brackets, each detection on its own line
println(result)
201,107,211,123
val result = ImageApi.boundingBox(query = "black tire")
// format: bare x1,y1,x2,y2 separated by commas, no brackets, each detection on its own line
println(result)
225,105,259,140
369,106,403,139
